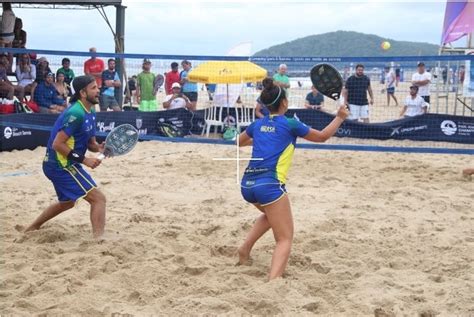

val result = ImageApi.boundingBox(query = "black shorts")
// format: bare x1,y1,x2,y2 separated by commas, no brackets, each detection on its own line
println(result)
183,92,198,102
421,95,430,104
99,94,119,111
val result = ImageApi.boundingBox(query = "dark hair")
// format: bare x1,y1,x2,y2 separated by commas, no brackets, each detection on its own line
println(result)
259,77,286,112
417,62,425,67
62,58,70,64
356,64,364,69
108,58,115,64
171,62,179,68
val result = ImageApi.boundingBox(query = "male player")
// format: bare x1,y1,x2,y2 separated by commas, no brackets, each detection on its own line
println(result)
25,75,107,238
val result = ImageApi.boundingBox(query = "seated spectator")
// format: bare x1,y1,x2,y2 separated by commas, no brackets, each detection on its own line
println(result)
0,55,24,100
12,18,26,49
206,83,217,101
163,82,191,110
399,85,428,118
255,97,269,118
33,72,66,113
54,72,69,101
15,53,36,97
304,85,325,110
56,58,75,95
35,57,52,84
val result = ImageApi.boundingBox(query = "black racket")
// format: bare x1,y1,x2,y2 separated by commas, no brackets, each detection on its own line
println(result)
153,74,165,95
310,63,343,101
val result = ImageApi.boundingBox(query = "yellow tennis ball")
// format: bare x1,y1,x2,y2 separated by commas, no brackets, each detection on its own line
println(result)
381,41,391,50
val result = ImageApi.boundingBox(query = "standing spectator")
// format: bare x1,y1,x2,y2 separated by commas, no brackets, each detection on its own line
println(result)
399,85,428,118
459,65,465,84
15,53,36,97
124,75,137,106
83,47,104,88
0,3,15,47
12,18,26,49
395,65,401,87
180,60,198,111
304,85,324,110
162,82,191,110
0,55,24,100
384,66,398,106
342,64,373,123
273,64,290,96
34,72,66,113
54,72,69,101
57,58,75,95
136,58,157,112
165,62,180,95
411,62,432,104
99,58,121,112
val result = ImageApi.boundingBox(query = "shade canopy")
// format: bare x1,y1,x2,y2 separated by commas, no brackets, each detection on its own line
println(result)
188,61,267,84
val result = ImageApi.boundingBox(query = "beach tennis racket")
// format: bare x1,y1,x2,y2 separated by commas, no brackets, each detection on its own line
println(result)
310,63,343,101
153,74,165,95
98,124,139,160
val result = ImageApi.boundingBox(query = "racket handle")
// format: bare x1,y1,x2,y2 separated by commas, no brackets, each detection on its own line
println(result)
98,153,106,160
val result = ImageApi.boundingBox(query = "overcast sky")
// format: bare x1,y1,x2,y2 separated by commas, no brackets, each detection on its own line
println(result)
15,1,451,56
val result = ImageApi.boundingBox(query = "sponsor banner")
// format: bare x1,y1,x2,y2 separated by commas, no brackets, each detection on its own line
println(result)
1,109,472,152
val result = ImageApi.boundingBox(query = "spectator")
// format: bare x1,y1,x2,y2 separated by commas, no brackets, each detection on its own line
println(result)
83,47,105,88
180,60,198,111
399,85,428,118
205,83,216,101
0,55,23,100
54,72,69,101
99,58,121,112
411,62,432,104
459,66,465,84
395,65,401,87
162,82,192,110
165,62,180,95
12,18,26,49
15,53,36,97
137,58,157,112
384,66,398,106
273,64,290,96
304,85,324,110
255,97,269,118
56,58,75,95
0,3,15,47
124,75,137,105
35,57,52,84
33,72,66,113
342,64,373,123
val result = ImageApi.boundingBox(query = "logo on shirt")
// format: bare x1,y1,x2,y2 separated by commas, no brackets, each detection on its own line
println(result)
440,120,457,136
260,125,276,133
68,115,77,123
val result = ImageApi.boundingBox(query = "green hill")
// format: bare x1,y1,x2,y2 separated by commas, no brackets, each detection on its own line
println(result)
253,31,439,57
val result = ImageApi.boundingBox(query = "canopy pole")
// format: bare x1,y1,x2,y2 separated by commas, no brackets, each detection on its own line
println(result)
115,4,126,107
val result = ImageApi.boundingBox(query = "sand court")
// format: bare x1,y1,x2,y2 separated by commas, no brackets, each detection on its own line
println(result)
0,141,473,315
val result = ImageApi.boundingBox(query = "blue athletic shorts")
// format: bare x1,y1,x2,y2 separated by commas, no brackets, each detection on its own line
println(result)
387,87,395,94
43,163,97,202
241,176,287,206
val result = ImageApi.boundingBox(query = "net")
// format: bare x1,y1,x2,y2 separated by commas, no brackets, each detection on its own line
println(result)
0,47,473,154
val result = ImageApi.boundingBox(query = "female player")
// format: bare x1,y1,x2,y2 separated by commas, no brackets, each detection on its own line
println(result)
238,77,349,280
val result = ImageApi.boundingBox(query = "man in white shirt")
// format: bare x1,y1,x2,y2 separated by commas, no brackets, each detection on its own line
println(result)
399,85,428,118
162,82,191,110
411,62,432,104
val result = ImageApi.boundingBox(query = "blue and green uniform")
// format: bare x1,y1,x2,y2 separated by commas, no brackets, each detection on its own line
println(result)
43,101,97,202
241,115,310,206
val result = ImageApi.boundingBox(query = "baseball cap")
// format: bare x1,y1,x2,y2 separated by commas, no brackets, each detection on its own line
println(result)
143,58,151,64
417,62,425,67
46,72,54,78
172,82,181,89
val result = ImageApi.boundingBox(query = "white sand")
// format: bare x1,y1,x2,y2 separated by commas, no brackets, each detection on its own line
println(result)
1,141,473,316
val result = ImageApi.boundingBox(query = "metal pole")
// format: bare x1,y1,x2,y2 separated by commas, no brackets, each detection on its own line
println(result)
115,5,126,108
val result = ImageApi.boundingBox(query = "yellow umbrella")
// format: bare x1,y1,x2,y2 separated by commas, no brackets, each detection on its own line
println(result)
188,61,267,84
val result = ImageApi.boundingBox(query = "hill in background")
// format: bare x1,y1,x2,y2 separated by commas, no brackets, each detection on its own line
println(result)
253,31,439,57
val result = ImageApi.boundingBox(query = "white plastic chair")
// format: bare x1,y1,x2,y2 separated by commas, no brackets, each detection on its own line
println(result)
236,103,255,132
202,104,224,137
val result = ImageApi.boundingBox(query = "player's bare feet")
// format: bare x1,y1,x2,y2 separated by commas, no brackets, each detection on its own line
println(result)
237,244,251,265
